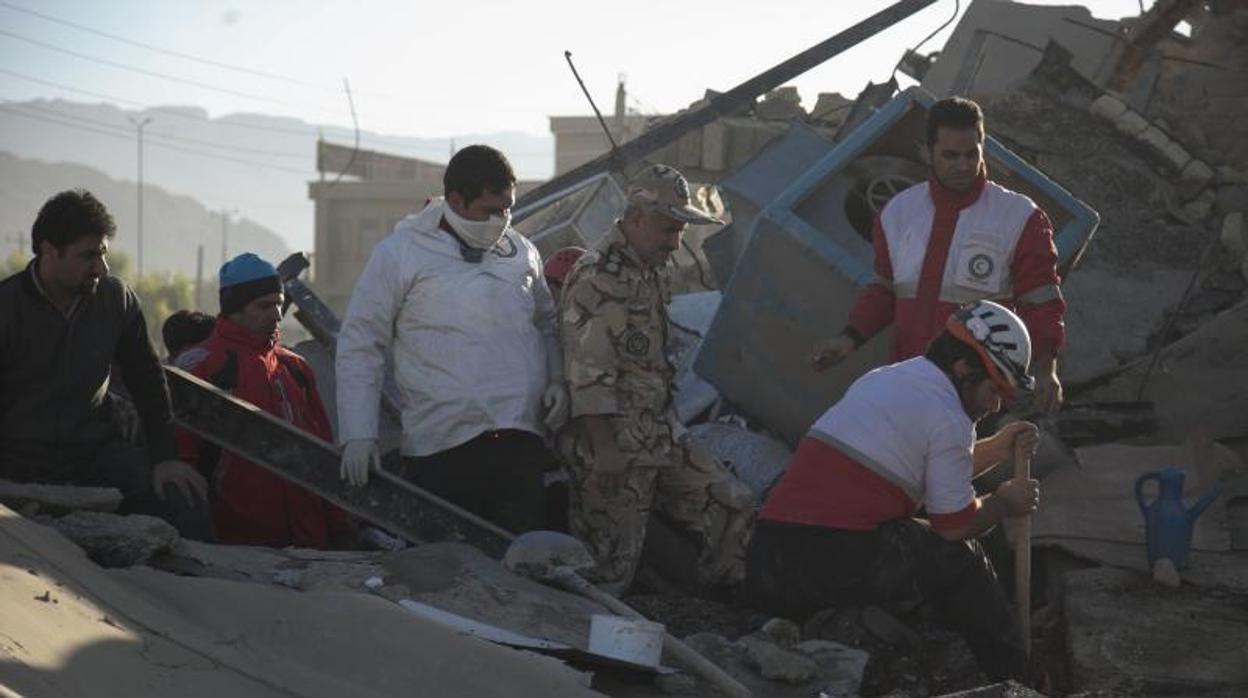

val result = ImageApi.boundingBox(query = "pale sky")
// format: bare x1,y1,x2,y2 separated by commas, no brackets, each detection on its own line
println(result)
0,0,1152,140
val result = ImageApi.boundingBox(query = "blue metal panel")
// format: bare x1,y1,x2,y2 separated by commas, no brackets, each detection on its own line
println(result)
770,93,916,213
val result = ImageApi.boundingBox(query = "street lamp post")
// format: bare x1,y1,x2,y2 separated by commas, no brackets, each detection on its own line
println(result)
220,210,229,266
129,116,152,276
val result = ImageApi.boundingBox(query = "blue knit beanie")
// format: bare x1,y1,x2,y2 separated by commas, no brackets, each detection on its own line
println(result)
218,253,281,315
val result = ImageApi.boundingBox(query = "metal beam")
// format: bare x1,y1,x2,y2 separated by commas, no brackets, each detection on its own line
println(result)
276,253,405,418
515,0,938,213
165,366,513,558
1106,0,1203,93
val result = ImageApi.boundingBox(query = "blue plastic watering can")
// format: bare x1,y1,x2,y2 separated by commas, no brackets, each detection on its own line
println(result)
1135,466,1223,569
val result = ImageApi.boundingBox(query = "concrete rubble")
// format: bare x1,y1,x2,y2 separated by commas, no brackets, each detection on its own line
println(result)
0,504,602,698
1063,567,1248,694
50,511,179,568
6,1,1248,696
0,479,122,515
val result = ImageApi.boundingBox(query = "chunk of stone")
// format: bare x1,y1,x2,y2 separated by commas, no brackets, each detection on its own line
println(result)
1089,94,1127,121
1152,558,1181,588
739,634,818,684
760,617,802,648
1113,109,1150,136
0,479,122,515
1181,160,1215,187
797,639,870,697
50,512,178,568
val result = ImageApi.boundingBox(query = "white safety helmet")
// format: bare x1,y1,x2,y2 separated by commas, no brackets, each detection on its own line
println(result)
945,300,1034,400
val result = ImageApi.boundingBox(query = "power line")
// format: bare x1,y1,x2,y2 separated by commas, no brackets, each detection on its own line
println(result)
0,67,505,158
0,0,330,91
10,99,312,160
0,105,312,174
0,27,351,119
0,0,539,113
0,67,318,137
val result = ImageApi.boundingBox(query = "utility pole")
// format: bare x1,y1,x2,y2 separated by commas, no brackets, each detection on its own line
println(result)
129,115,152,276
220,208,237,266
195,244,204,311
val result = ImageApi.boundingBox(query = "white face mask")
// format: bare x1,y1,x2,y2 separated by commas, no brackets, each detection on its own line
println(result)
443,200,511,250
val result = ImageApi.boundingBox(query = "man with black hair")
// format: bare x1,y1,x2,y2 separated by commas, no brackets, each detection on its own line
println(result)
335,145,561,534
0,189,209,532
812,96,1066,416
174,253,352,548
748,301,1042,683
162,309,215,361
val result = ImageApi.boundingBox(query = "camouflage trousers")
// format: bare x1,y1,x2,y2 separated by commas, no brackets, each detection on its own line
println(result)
563,432,756,593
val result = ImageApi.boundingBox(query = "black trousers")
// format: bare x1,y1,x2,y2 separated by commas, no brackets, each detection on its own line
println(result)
0,438,215,541
401,429,551,535
743,518,1025,682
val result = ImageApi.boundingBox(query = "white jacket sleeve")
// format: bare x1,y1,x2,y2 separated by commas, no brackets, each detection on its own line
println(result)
336,237,407,444
529,241,562,380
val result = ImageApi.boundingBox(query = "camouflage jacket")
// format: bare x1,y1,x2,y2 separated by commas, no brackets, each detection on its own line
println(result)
560,224,682,464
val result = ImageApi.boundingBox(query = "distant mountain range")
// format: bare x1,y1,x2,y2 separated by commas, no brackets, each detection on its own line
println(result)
0,99,554,267
0,151,289,278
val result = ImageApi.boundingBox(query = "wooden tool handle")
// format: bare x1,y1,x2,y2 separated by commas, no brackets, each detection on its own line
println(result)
1013,437,1033,659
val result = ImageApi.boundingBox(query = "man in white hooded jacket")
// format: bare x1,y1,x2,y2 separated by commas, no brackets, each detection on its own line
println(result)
335,145,564,534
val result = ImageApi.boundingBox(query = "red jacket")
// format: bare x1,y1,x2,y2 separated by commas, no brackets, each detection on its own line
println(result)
847,171,1065,362
175,316,352,548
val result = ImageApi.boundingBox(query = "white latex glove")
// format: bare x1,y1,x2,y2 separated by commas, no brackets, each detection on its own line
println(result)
340,438,380,487
542,381,569,432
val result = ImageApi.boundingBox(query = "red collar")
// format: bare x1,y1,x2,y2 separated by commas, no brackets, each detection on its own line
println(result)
214,314,279,353
928,169,988,211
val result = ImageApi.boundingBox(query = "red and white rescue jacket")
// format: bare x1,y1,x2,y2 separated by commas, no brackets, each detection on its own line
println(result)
847,171,1065,361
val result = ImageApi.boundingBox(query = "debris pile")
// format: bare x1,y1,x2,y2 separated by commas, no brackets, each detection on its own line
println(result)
6,2,1248,697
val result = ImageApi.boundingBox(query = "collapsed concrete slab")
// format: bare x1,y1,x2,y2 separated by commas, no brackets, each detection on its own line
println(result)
380,542,612,651
695,86,1099,445
1063,567,1248,694
919,0,1121,99
1079,299,1248,442
1031,441,1248,592
1033,442,1236,553
0,505,602,698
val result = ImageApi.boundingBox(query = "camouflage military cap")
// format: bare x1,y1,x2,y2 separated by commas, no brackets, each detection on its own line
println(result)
626,164,722,225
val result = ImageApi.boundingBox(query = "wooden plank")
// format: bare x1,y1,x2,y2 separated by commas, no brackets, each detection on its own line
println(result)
165,366,513,558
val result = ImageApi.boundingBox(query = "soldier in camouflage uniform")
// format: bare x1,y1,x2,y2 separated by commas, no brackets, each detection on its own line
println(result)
558,164,756,594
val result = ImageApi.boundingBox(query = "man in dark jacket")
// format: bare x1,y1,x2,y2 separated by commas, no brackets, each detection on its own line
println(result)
175,253,353,548
0,189,209,530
